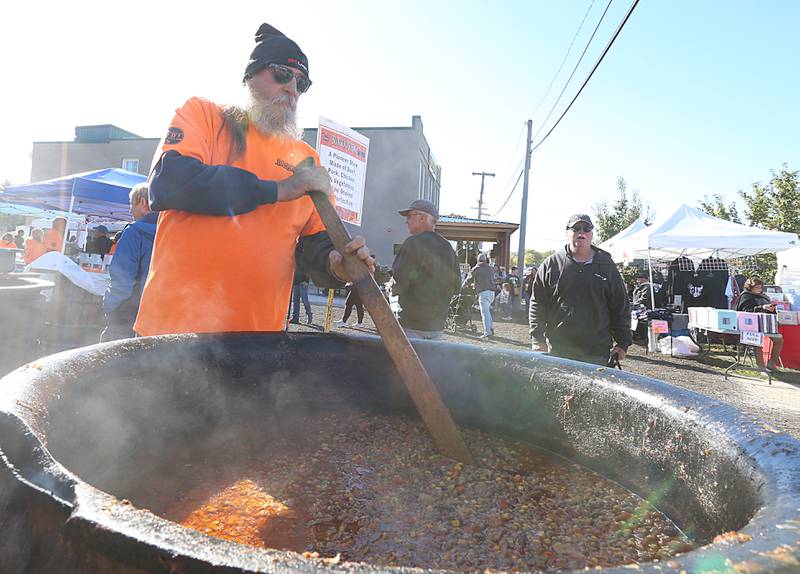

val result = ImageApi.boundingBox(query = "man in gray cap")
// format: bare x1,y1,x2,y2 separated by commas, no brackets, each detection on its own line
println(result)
529,214,631,365
392,200,461,339
87,224,113,257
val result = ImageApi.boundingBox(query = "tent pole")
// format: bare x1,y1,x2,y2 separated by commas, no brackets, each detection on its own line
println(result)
61,186,76,254
647,249,656,310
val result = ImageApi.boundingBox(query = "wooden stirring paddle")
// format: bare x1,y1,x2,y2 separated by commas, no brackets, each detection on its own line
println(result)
298,157,475,465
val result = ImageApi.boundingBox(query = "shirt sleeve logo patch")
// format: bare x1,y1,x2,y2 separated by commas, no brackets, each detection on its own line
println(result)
165,127,184,145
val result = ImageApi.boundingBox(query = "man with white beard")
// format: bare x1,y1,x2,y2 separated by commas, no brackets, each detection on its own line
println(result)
135,23,374,336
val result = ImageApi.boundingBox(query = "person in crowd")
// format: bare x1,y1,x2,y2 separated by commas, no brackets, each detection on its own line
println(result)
109,231,122,256
24,228,46,264
736,276,784,370
508,265,521,314
135,23,372,336
0,233,16,248
43,216,66,253
522,267,536,309
87,225,113,257
497,282,512,319
65,235,80,257
336,283,364,327
101,183,158,341
493,263,505,295
391,199,461,339
14,230,25,249
529,214,631,366
289,249,313,325
631,271,666,309
465,252,497,338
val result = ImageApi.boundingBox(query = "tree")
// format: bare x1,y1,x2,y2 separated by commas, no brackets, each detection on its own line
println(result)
592,177,654,242
511,249,554,268
697,194,742,223
740,164,800,234
455,241,480,266
736,164,800,282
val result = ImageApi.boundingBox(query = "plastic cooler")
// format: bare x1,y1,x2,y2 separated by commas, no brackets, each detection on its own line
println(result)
778,324,800,370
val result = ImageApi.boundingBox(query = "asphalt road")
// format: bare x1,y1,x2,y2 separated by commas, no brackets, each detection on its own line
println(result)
288,302,800,439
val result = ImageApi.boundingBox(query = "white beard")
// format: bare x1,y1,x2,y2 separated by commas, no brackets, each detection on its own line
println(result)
246,86,299,138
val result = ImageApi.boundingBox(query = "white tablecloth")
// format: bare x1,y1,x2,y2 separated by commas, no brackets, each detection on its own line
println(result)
25,252,109,296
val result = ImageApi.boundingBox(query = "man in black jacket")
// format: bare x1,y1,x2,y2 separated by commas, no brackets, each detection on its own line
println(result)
529,214,631,365
392,200,461,339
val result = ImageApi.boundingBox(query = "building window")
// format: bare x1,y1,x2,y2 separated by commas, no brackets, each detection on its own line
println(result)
122,158,140,172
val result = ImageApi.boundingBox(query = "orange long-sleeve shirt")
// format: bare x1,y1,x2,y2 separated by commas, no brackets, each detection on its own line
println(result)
134,97,328,336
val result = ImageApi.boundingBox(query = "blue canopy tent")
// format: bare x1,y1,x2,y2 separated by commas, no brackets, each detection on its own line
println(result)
0,168,147,220
0,203,68,218
0,168,147,252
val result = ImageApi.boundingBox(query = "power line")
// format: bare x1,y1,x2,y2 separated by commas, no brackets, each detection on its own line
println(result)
530,0,615,144
496,122,527,184
531,0,641,153
490,169,524,217
495,154,525,204
528,0,599,121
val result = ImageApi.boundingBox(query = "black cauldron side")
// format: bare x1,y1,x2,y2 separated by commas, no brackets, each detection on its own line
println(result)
1,332,799,573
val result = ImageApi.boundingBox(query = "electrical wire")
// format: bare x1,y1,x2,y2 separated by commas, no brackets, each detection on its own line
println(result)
495,154,525,204
496,122,527,184
531,0,641,153
490,169,524,217
528,0,598,121
530,0,615,144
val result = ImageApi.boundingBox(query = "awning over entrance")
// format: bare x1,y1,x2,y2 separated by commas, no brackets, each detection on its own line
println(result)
436,215,519,269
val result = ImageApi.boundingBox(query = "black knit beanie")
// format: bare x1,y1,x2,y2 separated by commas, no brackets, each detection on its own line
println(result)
243,23,309,82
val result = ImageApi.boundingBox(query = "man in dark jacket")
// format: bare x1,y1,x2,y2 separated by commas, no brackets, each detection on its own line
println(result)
88,225,114,257
392,199,461,339
632,272,666,309
529,214,631,365
101,183,158,341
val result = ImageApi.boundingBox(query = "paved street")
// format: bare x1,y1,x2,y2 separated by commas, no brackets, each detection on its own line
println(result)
289,302,800,439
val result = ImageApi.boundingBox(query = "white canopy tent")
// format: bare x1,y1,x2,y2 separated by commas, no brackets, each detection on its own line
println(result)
777,246,800,286
598,217,647,263
609,204,798,262
606,204,799,307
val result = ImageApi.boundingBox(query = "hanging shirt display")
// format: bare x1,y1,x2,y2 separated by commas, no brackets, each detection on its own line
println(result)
667,256,695,308
697,258,730,309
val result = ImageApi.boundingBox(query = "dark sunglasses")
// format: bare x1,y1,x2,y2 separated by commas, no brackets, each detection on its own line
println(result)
268,63,312,93
568,224,593,233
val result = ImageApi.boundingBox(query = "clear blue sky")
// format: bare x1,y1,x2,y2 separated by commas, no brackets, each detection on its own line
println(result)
1,0,797,250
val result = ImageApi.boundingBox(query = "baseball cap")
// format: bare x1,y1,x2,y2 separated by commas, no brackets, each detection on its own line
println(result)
566,214,593,229
95,225,109,234
398,199,439,219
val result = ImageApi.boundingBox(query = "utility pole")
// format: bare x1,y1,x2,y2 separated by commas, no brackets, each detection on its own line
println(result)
517,119,533,287
471,171,495,220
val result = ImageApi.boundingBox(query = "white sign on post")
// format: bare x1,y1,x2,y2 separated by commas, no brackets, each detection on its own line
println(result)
740,331,764,346
316,117,369,226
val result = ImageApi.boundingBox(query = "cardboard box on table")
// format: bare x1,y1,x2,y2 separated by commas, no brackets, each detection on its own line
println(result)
737,312,759,332
688,307,714,329
758,313,779,334
711,309,738,332
777,310,799,325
